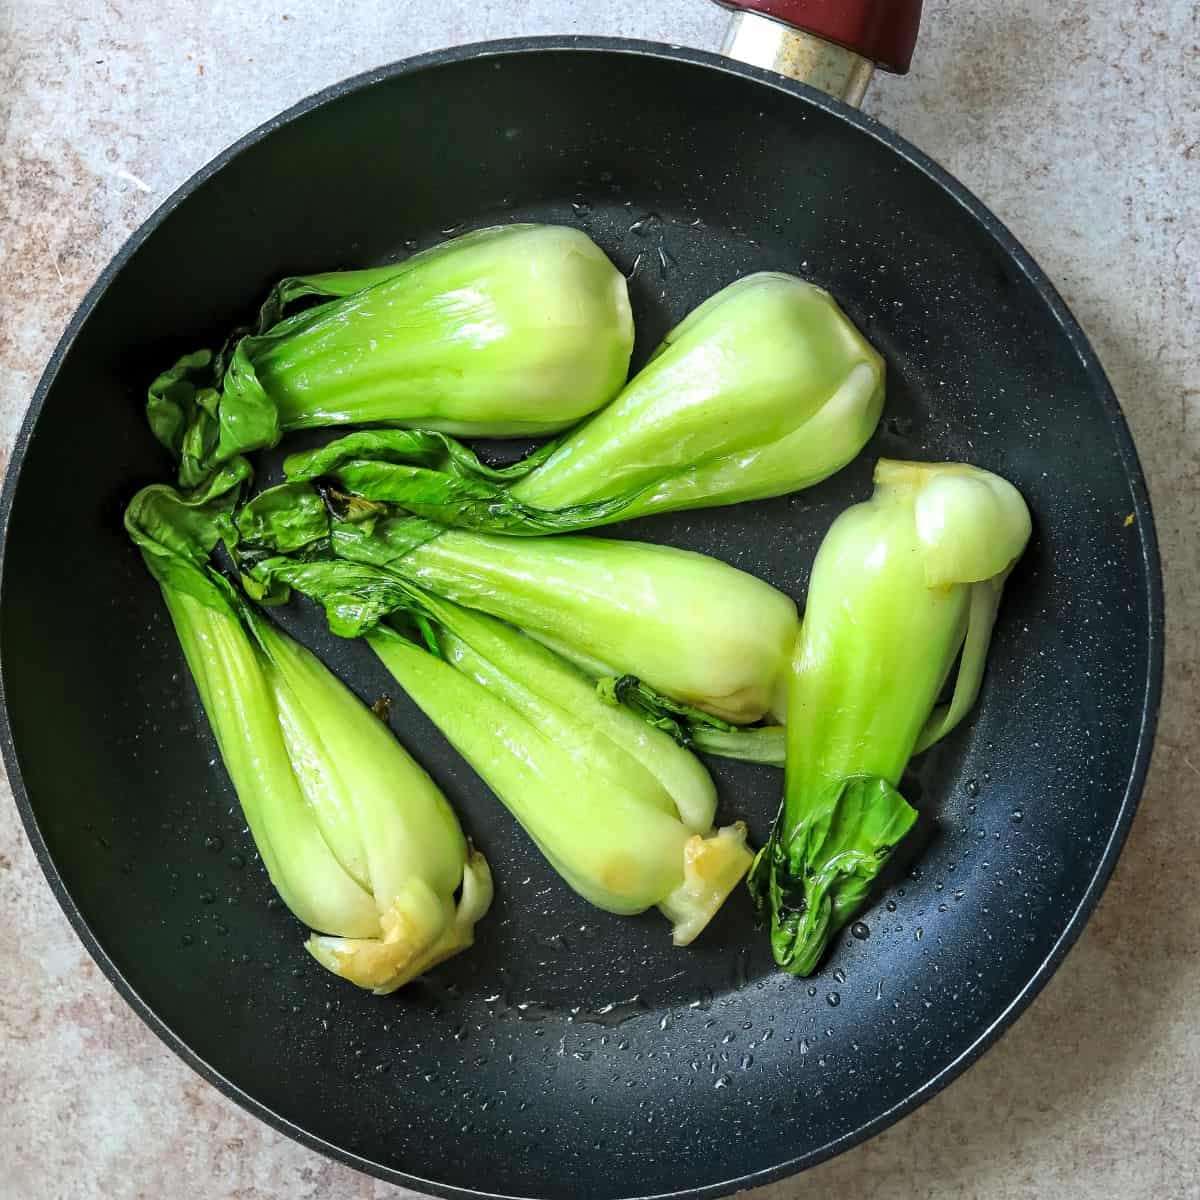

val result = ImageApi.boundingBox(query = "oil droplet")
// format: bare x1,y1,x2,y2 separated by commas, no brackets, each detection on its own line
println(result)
965,778,980,798
1011,809,1024,823
571,198,592,216
228,854,245,870
886,900,897,913
850,921,870,940
733,949,750,991
799,1038,809,1055
689,989,713,1012
741,1054,754,1069
826,992,841,1008
180,933,194,947
204,834,224,853
714,1073,732,1089
915,927,923,941
807,986,817,997
721,1031,735,1045
875,979,884,1000
833,967,846,984
199,890,216,905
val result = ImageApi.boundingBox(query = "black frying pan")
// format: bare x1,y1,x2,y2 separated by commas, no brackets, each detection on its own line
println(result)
0,11,1163,1200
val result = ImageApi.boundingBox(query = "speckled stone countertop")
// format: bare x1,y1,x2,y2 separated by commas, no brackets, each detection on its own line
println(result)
1,2,1196,1197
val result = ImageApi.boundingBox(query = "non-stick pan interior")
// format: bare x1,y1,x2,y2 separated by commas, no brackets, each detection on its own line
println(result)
0,42,1160,1200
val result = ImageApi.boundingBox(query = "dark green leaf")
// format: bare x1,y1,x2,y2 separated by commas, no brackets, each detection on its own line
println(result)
251,556,432,639
209,336,284,471
236,482,331,553
330,515,446,565
283,428,558,485
747,775,917,976
145,350,223,488
123,459,252,616
281,429,650,535
152,265,418,488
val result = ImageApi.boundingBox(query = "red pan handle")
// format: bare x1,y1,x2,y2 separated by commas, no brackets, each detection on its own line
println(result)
717,0,923,74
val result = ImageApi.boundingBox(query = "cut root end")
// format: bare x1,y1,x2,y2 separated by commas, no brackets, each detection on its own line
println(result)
306,850,494,994
659,821,754,946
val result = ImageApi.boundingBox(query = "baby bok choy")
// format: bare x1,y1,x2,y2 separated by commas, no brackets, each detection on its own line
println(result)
748,459,1032,976
359,587,753,945
149,224,634,487
276,271,884,532
125,482,491,993
238,490,800,726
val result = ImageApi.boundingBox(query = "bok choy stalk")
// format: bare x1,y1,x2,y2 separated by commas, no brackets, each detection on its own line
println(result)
362,590,753,944
124,483,491,993
383,530,799,725
238,490,800,725
277,272,884,531
149,224,634,487
748,459,1032,976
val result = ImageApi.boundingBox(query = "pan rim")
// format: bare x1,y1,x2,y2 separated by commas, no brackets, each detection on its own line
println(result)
0,34,1166,1200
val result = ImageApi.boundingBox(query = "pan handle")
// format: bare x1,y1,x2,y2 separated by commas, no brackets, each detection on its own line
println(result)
714,0,923,107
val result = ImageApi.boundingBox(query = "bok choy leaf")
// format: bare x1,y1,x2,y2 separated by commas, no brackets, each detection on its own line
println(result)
125,482,491,993
365,595,753,944
748,459,1032,975
149,224,634,487
240,497,800,725
278,271,884,530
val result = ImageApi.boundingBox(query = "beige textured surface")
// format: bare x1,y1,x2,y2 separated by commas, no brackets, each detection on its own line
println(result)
0,2,1196,1198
